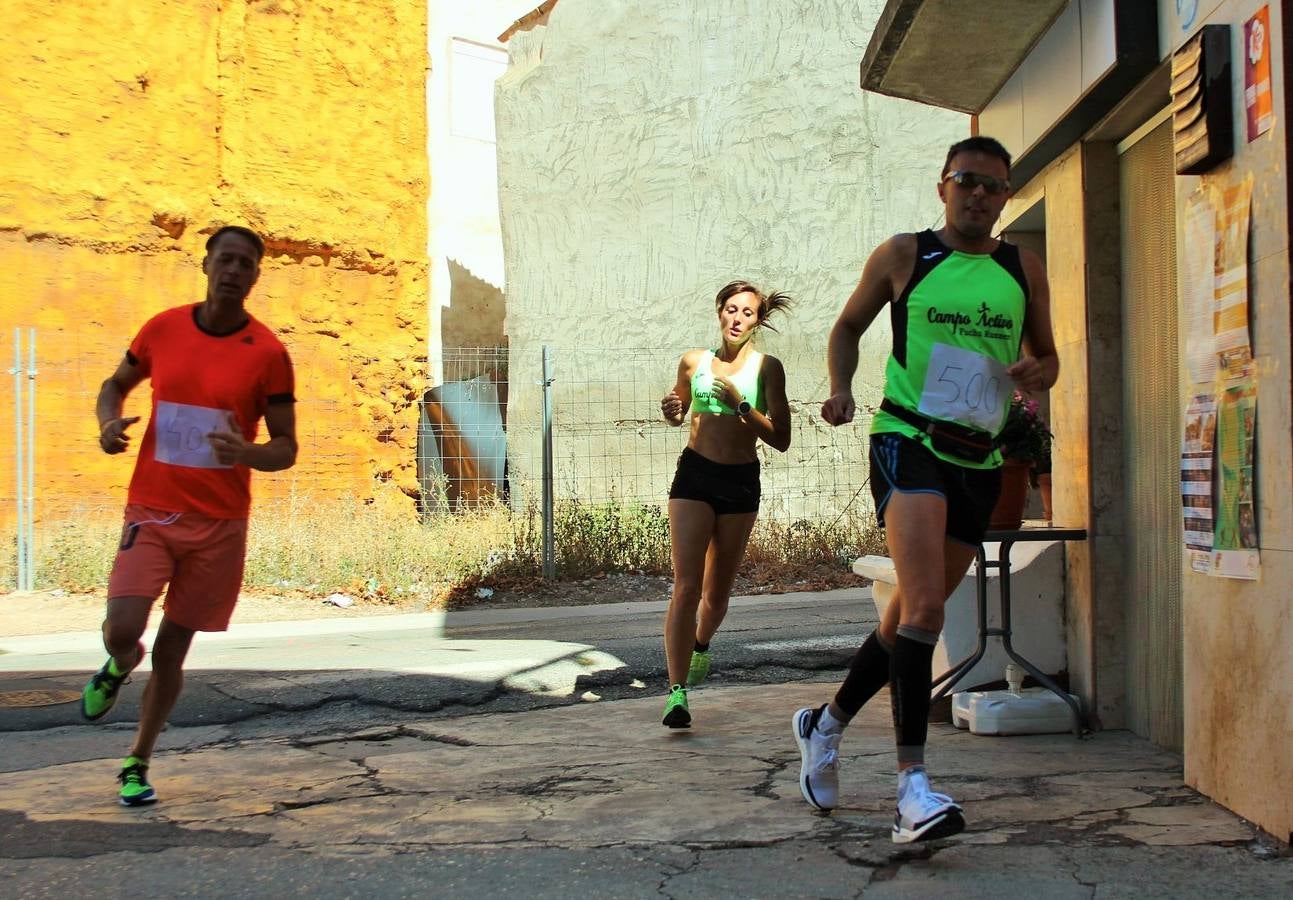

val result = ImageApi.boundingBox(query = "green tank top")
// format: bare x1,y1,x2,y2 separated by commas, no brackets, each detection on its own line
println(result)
871,230,1028,468
690,349,765,416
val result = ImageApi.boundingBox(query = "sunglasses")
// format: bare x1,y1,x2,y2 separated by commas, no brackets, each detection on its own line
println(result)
943,170,1011,195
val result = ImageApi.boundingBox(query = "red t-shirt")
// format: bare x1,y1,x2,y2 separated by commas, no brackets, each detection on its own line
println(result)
125,304,295,519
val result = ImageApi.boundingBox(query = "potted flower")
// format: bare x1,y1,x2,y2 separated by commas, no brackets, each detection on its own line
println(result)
1030,421,1054,522
991,392,1053,527
998,392,1052,466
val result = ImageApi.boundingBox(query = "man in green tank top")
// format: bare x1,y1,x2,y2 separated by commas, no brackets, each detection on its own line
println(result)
792,137,1059,843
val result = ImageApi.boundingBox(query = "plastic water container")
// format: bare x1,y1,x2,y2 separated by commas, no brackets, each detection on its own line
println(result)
951,665,1080,735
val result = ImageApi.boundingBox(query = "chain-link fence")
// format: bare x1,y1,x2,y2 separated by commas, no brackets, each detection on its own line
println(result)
4,332,881,595
421,344,879,580
415,346,877,519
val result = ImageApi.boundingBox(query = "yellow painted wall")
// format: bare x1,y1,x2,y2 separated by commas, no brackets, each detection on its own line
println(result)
0,0,430,527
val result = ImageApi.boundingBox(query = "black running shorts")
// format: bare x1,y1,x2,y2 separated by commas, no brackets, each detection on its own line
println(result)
668,447,760,515
868,432,1002,546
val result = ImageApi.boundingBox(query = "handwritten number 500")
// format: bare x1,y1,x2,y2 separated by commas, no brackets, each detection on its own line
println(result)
937,366,1000,413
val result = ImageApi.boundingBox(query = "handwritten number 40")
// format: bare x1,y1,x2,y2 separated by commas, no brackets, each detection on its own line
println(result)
167,425,207,452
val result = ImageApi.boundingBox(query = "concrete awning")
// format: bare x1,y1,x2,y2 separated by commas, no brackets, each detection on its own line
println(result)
860,0,1069,114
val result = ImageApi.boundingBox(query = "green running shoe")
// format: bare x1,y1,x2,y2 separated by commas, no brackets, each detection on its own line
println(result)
118,756,157,807
686,649,712,687
81,641,144,722
662,684,691,728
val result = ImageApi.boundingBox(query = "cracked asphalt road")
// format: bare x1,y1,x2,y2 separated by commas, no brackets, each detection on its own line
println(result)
0,591,1288,897
0,589,873,734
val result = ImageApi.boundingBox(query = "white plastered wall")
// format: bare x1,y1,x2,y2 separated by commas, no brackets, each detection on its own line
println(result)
496,0,967,497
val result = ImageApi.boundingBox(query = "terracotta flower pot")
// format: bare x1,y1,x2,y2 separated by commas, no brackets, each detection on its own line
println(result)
990,459,1031,529
1038,472,1053,522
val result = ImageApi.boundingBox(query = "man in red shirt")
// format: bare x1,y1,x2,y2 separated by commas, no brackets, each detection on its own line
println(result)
84,225,298,807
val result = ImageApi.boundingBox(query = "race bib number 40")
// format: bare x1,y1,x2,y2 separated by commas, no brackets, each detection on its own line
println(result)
154,401,235,469
917,343,1010,432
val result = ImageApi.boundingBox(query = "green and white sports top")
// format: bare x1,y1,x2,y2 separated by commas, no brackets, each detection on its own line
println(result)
691,349,765,416
872,230,1028,468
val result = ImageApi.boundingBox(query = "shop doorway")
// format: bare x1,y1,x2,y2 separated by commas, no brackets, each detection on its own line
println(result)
1117,110,1184,750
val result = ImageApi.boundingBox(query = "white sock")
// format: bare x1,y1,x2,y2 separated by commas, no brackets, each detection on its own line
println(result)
818,706,847,735
898,765,928,799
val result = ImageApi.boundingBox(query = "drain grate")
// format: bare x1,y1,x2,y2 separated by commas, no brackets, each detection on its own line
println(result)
0,689,82,708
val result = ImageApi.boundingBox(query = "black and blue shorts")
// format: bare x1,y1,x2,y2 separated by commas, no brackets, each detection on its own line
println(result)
668,447,760,515
868,432,1002,546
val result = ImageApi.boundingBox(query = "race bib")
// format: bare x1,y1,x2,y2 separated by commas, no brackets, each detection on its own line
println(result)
917,343,1010,432
154,401,235,469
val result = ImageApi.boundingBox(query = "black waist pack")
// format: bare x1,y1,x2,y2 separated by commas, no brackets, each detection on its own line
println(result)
880,399,997,464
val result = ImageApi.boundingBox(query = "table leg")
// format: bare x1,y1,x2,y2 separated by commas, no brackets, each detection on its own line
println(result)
997,540,1086,736
931,544,992,706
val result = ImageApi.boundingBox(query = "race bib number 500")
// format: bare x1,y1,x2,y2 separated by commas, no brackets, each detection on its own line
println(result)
154,401,235,469
917,344,1010,432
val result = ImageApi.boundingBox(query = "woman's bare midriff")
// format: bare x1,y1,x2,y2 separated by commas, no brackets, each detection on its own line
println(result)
687,414,759,464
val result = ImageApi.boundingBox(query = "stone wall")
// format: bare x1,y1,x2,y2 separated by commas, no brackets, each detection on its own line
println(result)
0,0,430,526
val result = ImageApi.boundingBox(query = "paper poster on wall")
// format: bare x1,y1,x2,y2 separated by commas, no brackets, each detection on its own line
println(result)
1182,191,1217,384
1181,175,1259,578
1181,391,1216,574
1244,6,1273,142
1213,176,1253,358
1211,376,1259,578
1208,175,1258,579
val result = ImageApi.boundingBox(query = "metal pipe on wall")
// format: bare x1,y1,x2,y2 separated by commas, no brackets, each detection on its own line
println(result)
541,345,554,579
11,330,26,592
25,328,36,591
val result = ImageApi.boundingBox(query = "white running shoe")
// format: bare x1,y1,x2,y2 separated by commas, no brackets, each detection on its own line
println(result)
793,705,841,811
892,768,964,843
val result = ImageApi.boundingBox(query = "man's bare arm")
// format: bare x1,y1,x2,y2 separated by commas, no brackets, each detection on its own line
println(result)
206,402,298,471
96,356,146,454
823,235,912,424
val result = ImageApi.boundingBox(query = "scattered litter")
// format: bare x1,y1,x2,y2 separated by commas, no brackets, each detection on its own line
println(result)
483,550,508,574
50,589,66,598
580,691,601,702
475,587,495,599
323,593,354,608
630,679,646,689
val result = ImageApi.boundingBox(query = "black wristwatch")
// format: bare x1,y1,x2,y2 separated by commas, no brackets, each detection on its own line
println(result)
736,400,752,417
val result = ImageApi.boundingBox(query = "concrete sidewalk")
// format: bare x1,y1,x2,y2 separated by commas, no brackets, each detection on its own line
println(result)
0,588,852,651
1,680,1287,898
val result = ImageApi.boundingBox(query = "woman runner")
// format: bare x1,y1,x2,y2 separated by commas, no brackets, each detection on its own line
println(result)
658,280,792,728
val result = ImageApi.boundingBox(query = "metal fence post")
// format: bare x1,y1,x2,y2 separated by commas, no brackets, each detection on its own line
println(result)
541,345,555,579
11,329,26,592
24,328,36,591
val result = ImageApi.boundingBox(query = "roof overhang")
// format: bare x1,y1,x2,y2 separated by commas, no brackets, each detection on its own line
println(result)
499,0,558,43
860,0,1070,114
